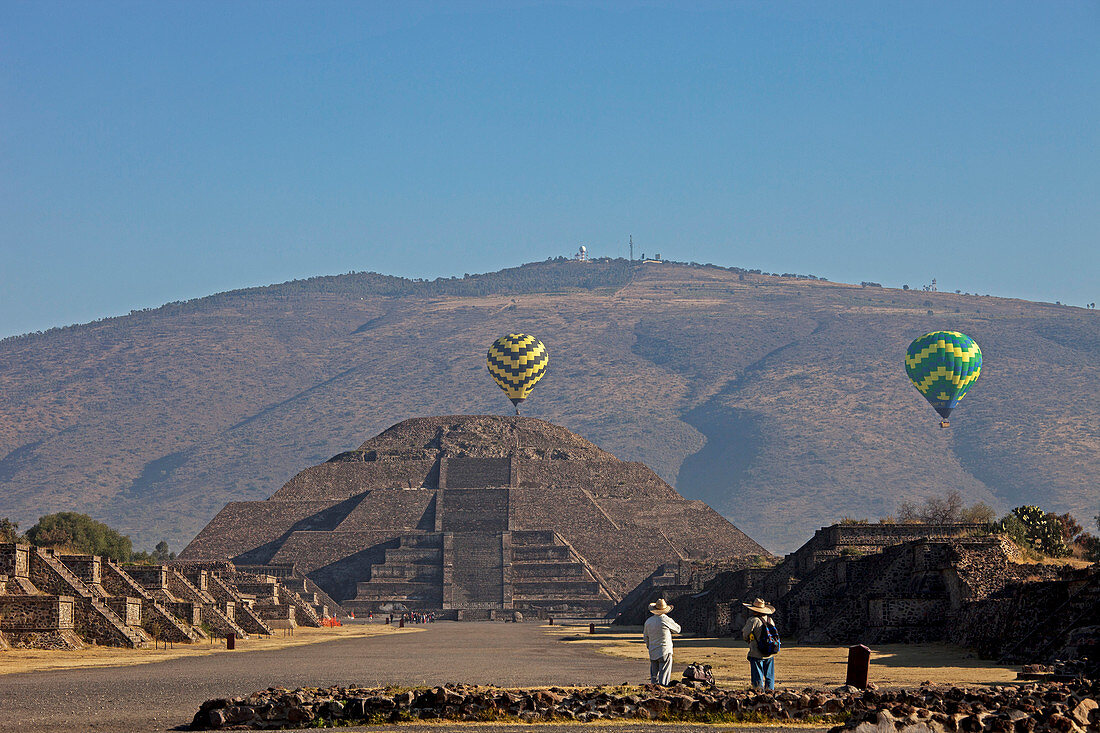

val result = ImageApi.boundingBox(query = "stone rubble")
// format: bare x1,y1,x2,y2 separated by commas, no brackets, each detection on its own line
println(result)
189,679,1099,731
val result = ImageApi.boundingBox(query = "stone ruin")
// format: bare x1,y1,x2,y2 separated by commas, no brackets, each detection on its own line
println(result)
623,522,1100,665
0,542,343,649
180,415,768,619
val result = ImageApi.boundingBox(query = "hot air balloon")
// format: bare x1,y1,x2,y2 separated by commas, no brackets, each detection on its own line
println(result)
487,334,548,414
904,331,982,428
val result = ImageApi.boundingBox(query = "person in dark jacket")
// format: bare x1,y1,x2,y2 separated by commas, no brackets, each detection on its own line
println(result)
741,598,777,690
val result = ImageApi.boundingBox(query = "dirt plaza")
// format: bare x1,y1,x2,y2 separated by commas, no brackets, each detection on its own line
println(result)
0,620,1019,732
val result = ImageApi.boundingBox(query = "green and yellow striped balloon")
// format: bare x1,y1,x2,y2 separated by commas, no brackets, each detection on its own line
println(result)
904,331,982,420
487,334,548,414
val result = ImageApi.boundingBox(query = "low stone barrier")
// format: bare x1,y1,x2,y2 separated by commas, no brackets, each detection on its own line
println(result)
188,680,1098,730
831,679,1098,733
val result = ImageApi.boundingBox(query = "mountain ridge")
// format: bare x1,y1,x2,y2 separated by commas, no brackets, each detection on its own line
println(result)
0,259,1096,553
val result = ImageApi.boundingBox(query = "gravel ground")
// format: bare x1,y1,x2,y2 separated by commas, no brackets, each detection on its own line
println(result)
0,622,820,733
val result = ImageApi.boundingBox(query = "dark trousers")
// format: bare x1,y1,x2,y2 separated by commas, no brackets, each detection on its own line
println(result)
650,654,673,685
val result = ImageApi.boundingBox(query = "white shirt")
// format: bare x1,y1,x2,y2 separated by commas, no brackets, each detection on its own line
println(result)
643,613,681,659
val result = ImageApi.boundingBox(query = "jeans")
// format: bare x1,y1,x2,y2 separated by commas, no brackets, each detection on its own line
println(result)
749,656,775,690
650,654,673,685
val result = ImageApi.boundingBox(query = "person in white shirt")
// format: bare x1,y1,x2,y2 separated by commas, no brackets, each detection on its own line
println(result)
642,598,681,685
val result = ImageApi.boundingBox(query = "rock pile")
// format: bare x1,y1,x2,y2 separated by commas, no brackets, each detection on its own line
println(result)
188,680,1098,730
830,680,1099,733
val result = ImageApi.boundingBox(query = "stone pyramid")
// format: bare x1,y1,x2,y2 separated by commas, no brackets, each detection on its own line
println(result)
180,416,768,618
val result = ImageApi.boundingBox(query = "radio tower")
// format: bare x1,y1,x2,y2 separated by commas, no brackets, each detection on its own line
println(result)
629,235,633,261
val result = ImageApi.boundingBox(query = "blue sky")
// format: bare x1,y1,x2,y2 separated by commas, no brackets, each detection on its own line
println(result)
2,1,1098,338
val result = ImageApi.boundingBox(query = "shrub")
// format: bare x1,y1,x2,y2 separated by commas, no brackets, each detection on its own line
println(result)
1000,506,1070,557
959,502,996,524
894,490,994,524
1078,533,1100,563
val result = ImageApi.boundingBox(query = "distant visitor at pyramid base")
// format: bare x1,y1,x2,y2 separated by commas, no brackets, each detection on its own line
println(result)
180,415,768,619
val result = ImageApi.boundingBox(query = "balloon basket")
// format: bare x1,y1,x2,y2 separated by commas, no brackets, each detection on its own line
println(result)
939,420,950,429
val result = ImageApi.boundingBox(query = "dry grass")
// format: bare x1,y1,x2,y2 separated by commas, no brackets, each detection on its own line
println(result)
0,622,415,676
546,624,1020,689
1014,556,1093,569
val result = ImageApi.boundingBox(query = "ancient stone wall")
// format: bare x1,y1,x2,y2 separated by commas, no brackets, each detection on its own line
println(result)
952,568,1099,661
514,460,671,499
105,597,142,627
443,458,511,489
0,543,29,576
0,595,75,630
656,528,1095,663
272,461,439,500
182,500,350,563
333,491,437,531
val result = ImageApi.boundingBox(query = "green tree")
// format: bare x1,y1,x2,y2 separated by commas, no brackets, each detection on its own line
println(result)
151,541,175,563
0,517,21,543
24,512,134,562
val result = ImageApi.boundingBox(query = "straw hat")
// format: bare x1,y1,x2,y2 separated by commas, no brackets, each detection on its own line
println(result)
742,598,775,615
649,598,673,615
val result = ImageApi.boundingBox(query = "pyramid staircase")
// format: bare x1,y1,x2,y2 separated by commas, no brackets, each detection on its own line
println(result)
510,530,615,617
348,534,444,611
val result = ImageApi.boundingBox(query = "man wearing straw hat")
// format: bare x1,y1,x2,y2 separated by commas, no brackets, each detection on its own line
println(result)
741,598,778,690
643,598,681,685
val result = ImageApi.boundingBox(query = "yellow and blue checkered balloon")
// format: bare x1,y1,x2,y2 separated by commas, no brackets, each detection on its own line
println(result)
487,334,548,414
904,331,982,420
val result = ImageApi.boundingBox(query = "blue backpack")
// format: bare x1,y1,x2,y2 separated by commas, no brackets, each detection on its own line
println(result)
755,619,781,656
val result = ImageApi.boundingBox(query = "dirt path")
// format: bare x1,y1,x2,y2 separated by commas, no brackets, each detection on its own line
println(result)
0,621,648,733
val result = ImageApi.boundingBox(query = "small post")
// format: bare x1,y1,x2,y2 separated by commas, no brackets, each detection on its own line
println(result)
846,644,871,689
226,632,235,650
548,617,554,625
589,622,595,634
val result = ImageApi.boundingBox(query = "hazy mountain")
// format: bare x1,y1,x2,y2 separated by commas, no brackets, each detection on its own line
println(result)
1,259,1096,553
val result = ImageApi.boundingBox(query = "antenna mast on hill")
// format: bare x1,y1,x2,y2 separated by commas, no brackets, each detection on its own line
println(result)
629,235,633,261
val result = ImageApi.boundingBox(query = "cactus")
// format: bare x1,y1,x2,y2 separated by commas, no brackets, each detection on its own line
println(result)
1006,505,1070,557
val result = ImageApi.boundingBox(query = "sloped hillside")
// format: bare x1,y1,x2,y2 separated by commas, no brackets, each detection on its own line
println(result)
0,260,1096,552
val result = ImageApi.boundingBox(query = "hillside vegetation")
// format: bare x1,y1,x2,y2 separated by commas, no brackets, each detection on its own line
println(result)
0,260,1096,552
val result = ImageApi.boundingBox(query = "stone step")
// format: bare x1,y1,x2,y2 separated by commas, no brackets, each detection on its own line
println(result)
514,599,617,614
441,489,509,532
369,565,441,581
394,534,444,549
352,588,443,603
384,548,442,563
356,580,442,597
513,546,572,561
449,532,503,606
514,580,602,595
510,530,558,546
511,562,591,578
